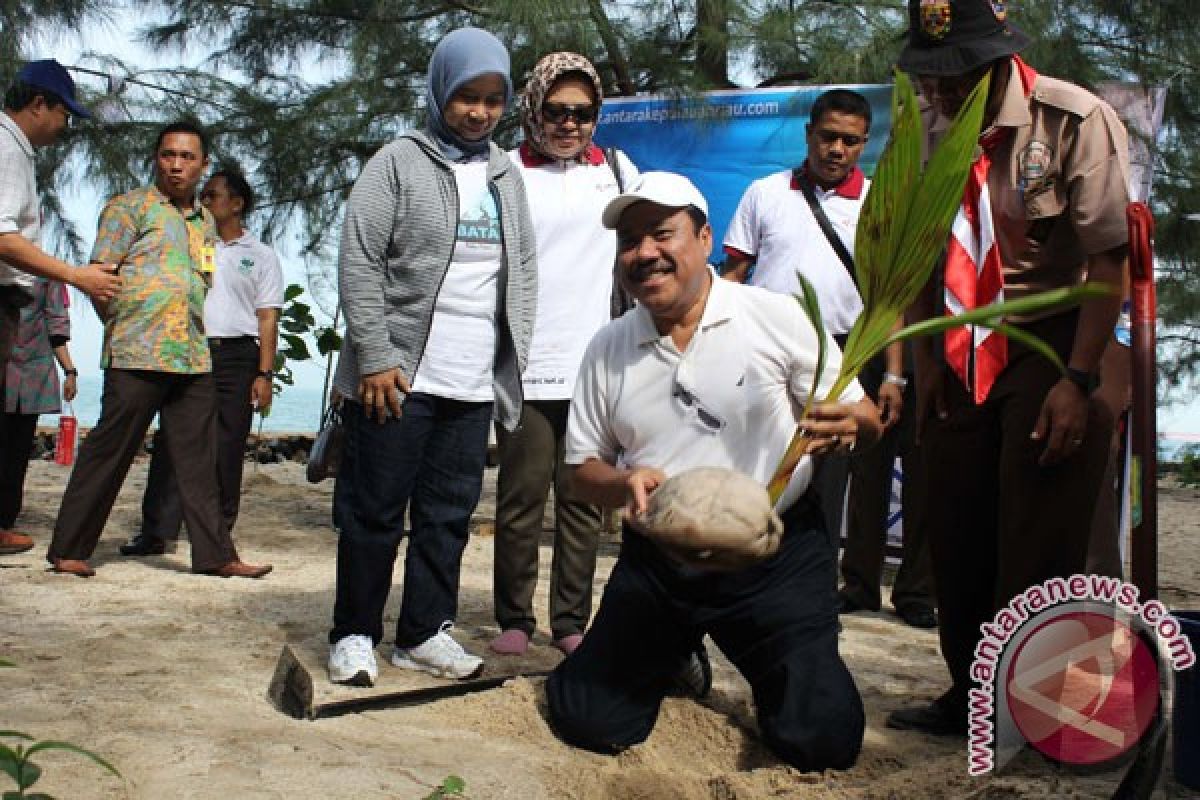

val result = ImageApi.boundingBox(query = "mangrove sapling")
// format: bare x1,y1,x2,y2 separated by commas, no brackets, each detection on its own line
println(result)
0,730,120,799
422,774,466,799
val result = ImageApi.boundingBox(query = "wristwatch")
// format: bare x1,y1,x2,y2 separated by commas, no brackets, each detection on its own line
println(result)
1065,367,1098,394
256,370,274,380
63,368,78,377
883,372,908,389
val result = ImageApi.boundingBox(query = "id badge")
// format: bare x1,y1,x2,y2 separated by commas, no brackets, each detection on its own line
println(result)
200,243,216,274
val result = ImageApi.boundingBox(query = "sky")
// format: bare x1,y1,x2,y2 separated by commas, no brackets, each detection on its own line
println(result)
26,11,1200,440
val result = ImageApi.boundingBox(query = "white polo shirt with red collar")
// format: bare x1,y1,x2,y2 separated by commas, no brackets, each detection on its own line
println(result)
565,274,864,513
508,142,639,401
723,166,869,335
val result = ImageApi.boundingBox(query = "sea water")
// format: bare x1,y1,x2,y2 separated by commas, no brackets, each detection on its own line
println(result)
47,373,328,434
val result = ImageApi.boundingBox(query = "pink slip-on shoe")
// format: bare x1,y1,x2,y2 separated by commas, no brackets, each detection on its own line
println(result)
554,633,584,656
490,629,530,655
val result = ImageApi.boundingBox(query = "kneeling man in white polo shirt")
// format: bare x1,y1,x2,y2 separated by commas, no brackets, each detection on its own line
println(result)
545,172,881,771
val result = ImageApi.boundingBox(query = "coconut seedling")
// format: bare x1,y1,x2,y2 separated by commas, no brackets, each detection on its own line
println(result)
639,70,1109,570
766,70,1110,504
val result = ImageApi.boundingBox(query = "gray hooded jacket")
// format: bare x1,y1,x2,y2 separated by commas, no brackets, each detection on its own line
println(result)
333,129,537,430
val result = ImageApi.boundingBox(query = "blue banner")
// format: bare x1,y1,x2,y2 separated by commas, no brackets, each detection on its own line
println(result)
593,85,892,259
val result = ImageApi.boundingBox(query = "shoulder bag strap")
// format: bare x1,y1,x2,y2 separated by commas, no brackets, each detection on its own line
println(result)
605,147,626,192
605,147,636,318
793,168,857,290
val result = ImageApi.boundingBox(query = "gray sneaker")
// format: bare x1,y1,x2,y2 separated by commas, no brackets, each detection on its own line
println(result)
328,634,378,687
391,622,484,680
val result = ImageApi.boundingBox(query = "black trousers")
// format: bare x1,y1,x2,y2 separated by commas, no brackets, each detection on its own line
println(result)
0,411,39,529
919,312,1112,714
47,368,237,570
546,499,865,772
142,336,259,539
839,354,935,612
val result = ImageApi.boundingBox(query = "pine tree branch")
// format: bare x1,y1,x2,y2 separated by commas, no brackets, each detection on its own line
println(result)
587,0,636,96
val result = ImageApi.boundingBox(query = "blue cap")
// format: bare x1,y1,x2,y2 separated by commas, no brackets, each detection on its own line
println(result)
15,59,91,119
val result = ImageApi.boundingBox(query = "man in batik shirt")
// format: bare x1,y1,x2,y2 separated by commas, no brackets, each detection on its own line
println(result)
46,121,271,579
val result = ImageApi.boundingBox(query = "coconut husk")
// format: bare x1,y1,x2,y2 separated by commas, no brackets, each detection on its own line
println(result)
636,467,784,571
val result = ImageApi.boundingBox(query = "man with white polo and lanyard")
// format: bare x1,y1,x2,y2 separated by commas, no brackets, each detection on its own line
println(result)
122,168,284,556
722,90,937,628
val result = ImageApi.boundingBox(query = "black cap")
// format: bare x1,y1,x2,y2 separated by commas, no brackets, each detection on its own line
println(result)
897,0,1030,77
15,59,91,118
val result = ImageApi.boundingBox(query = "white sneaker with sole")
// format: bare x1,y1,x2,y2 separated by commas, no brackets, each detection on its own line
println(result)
391,622,484,680
328,634,378,687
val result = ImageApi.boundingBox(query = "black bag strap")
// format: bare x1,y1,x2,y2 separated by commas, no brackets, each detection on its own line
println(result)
793,167,857,289
605,147,626,192
605,147,636,318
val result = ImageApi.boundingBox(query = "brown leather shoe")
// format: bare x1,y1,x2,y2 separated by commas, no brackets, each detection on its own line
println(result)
51,558,96,578
0,530,34,555
202,560,273,579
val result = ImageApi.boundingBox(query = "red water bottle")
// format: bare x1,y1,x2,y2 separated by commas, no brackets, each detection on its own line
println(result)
54,405,77,466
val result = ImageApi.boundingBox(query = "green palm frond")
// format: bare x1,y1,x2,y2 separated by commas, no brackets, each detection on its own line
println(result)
770,273,831,501
24,741,120,779
791,272,828,421
884,285,1112,348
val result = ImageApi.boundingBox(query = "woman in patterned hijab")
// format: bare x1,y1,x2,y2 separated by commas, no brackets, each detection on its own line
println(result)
491,53,641,658
518,52,605,161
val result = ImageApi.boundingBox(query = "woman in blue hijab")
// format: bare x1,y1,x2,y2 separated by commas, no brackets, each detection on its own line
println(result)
327,27,537,688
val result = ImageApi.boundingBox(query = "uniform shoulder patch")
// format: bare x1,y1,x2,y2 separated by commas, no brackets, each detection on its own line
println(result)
1033,76,1103,119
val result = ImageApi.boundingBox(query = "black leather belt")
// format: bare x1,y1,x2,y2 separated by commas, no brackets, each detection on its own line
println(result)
207,335,257,347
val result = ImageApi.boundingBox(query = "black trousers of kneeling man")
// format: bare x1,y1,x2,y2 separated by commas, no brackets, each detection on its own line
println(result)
546,497,864,772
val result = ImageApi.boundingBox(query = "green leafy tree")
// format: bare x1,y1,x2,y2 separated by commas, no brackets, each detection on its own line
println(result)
6,0,1199,397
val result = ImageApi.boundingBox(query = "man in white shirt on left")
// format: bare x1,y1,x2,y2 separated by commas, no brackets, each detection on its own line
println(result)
0,58,122,556
122,168,284,555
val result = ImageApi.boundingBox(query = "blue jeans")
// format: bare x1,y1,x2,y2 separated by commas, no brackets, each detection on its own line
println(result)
330,393,492,648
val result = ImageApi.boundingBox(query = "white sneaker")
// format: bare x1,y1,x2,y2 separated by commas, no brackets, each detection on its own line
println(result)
391,622,484,680
328,634,378,687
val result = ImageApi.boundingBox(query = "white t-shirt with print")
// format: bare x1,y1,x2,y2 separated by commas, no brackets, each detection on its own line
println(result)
509,147,639,401
203,232,285,337
412,159,503,401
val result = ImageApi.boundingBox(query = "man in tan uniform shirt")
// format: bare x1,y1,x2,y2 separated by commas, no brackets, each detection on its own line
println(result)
888,0,1130,736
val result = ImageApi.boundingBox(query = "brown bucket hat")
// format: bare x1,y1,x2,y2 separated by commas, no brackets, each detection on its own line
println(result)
897,0,1030,77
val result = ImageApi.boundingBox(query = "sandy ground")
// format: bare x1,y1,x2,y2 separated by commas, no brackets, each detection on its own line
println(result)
2,456,1198,799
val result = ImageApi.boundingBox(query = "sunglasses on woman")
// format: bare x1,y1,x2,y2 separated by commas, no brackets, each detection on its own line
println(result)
542,102,598,125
